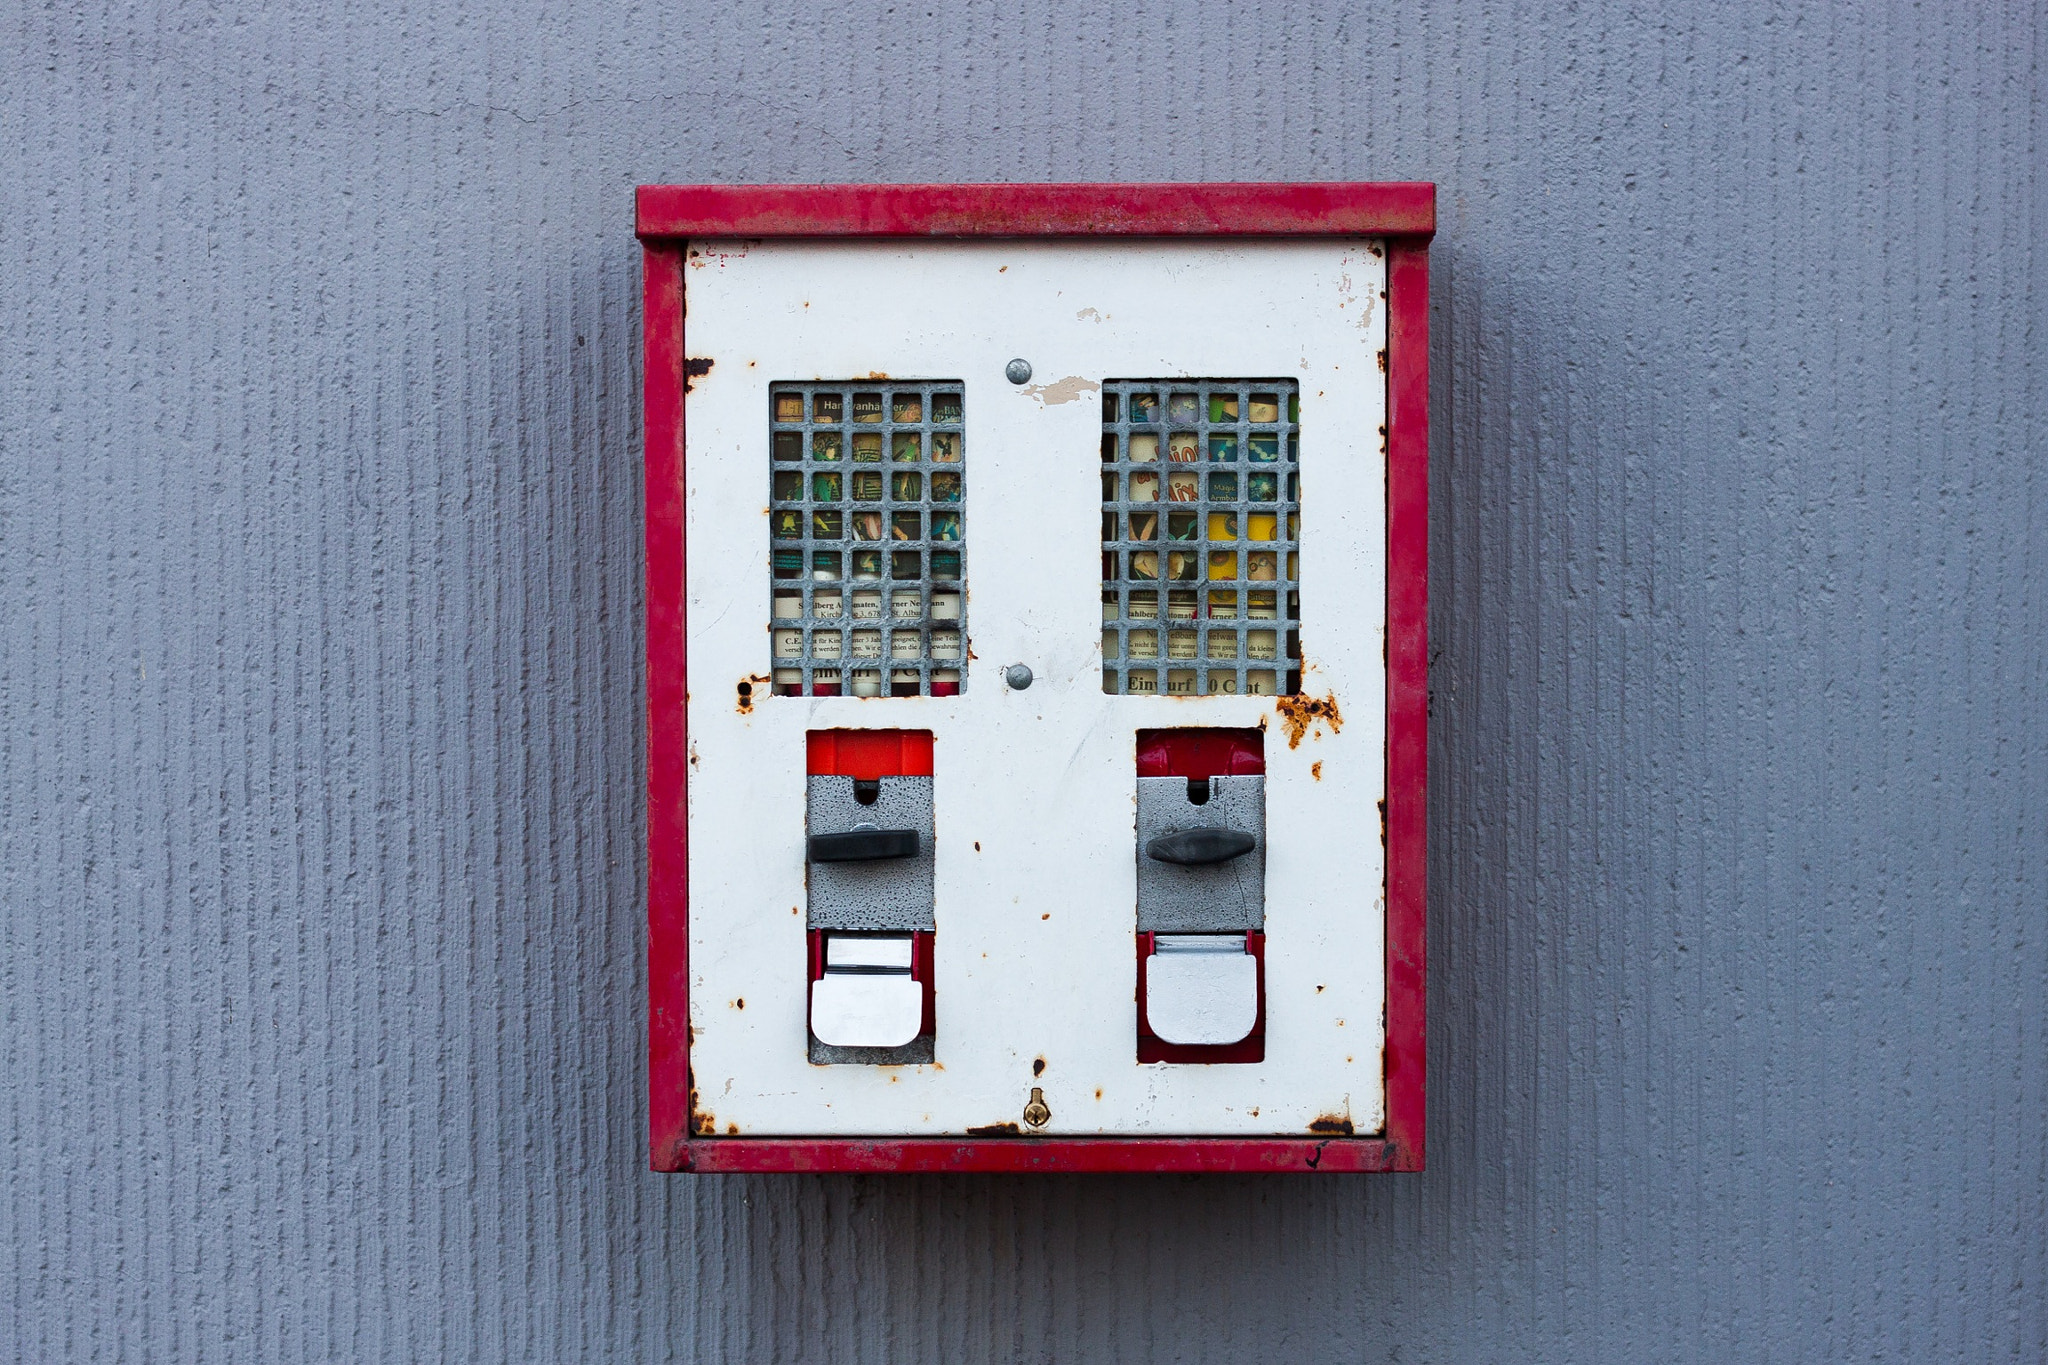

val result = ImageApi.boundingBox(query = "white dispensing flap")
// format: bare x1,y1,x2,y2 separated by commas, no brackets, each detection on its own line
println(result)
813,935,921,1049
811,975,924,1048
1145,936,1259,1046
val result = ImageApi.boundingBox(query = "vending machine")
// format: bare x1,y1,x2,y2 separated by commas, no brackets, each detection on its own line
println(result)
641,183,1431,1172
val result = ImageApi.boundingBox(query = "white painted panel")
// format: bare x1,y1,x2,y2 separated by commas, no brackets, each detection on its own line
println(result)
684,239,1386,1137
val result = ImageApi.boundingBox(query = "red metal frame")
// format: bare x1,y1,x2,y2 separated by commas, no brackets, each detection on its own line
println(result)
641,183,1431,1174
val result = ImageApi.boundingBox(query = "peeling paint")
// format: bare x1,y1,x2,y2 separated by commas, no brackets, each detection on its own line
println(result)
1020,375,1100,406
735,674,770,714
1275,690,1344,748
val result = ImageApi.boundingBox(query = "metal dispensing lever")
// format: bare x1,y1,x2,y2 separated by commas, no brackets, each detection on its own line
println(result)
1145,828,1257,865
808,823,921,862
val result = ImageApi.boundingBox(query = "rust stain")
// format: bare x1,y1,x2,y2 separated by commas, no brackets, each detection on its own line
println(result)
1308,1114,1355,1136
725,1123,739,1135
1379,797,1388,848
1022,375,1100,407
732,998,745,1010
691,1091,717,1136
1311,761,1323,781
1367,243,1385,259
1032,1057,1046,1077
966,1121,1021,1137
1377,349,1388,373
865,370,891,379
683,357,714,393
1275,690,1344,748
736,674,769,714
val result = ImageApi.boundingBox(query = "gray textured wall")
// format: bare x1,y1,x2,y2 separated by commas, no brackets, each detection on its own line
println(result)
4,1,2044,1360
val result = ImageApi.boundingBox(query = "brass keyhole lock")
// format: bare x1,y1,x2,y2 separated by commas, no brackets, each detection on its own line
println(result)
1022,1086,1051,1129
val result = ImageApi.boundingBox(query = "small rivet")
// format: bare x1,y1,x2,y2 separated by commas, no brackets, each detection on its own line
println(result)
1005,358,1033,385
1005,663,1033,690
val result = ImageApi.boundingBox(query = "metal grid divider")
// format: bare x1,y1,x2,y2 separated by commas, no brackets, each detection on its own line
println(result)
769,382,967,697
1100,379,1302,696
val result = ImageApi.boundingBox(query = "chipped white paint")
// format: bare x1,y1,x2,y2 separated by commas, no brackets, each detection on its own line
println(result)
684,239,1387,1136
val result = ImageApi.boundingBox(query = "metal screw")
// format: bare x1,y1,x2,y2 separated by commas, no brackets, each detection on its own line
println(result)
1004,663,1033,690
1005,358,1032,385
